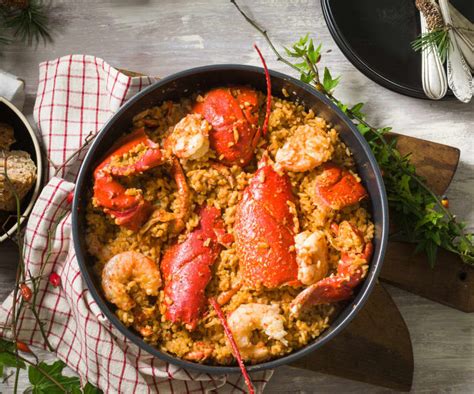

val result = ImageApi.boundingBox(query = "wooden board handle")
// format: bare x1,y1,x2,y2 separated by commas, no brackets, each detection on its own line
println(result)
389,133,460,195
291,283,414,391
381,242,474,312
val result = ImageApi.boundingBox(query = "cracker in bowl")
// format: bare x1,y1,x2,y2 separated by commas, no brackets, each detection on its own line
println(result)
0,150,37,211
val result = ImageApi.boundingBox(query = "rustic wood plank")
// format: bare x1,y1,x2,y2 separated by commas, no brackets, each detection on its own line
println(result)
382,242,474,312
380,134,474,312
291,284,414,391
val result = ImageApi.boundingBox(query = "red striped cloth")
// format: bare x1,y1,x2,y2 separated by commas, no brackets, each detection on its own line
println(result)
0,55,272,393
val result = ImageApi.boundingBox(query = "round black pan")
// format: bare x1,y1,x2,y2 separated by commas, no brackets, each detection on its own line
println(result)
72,65,389,374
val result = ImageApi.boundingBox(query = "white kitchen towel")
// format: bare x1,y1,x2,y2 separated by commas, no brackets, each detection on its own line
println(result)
0,55,272,393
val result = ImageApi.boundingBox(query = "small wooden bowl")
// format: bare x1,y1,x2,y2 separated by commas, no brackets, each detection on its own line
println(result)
0,97,43,243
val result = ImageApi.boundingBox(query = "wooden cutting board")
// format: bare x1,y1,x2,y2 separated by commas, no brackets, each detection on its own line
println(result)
380,133,474,312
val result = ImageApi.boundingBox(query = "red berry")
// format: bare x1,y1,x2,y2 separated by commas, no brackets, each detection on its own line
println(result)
19,283,32,302
49,272,61,287
66,191,74,204
16,341,31,353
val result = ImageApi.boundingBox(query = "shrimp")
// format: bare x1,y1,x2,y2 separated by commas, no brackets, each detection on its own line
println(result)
330,220,365,254
101,251,162,311
294,230,329,285
275,124,333,172
227,303,288,361
184,341,214,362
165,113,211,160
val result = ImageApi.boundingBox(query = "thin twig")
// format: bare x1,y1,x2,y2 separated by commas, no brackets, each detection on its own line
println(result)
230,0,300,73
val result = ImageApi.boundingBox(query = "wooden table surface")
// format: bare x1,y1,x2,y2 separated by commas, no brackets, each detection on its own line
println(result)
1,0,473,392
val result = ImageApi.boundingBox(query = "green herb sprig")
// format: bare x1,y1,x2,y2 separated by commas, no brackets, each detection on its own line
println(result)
231,0,474,266
0,0,52,48
411,28,450,64
0,340,101,393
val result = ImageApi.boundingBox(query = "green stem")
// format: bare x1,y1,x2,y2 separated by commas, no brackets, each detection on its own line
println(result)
29,302,54,352
5,351,68,392
13,364,19,394
230,0,301,73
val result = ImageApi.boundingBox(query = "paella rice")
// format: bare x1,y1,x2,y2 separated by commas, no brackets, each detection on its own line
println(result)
85,88,374,365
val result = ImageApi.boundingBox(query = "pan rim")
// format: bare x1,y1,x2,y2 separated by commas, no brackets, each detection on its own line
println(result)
72,64,389,374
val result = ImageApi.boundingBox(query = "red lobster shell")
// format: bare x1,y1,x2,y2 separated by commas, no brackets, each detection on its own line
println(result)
315,162,368,210
93,128,165,231
234,159,300,288
193,87,261,167
161,206,232,330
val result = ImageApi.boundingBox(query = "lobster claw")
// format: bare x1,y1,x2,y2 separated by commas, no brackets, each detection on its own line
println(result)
161,206,229,330
290,239,373,315
234,158,300,288
193,87,261,167
93,128,165,231
315,163,368,210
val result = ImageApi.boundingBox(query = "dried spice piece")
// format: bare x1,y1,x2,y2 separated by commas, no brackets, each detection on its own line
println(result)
416,0,444,31
19,283,32,301
66,191,74,205
16,340,31,353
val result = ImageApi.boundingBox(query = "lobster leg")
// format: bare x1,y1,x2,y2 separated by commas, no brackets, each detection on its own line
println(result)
290,242,373,315
161,206,230,330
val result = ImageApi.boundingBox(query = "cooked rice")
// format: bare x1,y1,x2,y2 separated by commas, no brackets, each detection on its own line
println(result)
85,91,374,365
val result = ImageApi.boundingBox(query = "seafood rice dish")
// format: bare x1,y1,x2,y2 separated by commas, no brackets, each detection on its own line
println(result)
85,80,374,365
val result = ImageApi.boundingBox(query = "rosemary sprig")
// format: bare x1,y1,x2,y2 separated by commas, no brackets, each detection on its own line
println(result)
231,0,474,267
0,0,52,47
411,28,450,64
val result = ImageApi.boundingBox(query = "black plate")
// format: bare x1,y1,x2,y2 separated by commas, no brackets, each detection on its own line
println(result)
72,65,389,374
322,0,474,99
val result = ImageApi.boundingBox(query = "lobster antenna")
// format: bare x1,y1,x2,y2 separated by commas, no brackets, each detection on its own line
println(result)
254,44,272,136
209,298,255,394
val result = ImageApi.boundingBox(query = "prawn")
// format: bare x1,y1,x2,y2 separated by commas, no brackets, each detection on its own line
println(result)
227,303,288,361
275,124,333,172
101,251,162,311
165,113,211,160
294,230,329,285
184,341,214,362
